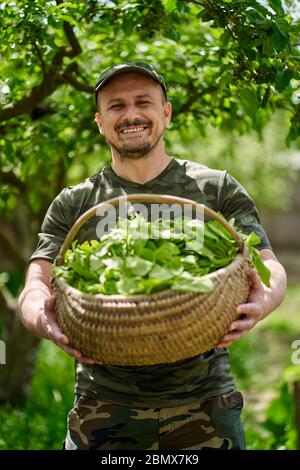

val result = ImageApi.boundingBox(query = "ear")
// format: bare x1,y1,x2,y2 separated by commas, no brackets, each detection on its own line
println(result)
163,101,172,127
95,112,104,135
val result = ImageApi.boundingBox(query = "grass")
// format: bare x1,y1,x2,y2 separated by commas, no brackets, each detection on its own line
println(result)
230,283,300,450
0,283,299,450
0,342,74,450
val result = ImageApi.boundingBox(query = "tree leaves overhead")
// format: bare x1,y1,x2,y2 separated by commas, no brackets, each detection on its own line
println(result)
0,0,299,218
161,0,178,13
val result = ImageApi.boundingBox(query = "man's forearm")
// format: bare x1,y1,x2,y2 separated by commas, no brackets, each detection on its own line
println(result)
261,259,287,319
18,281,52,337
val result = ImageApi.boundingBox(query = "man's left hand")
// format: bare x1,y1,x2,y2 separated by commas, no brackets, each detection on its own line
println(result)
216,268,272,348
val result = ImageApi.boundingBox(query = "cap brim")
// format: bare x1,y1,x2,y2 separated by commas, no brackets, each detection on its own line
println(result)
95,66,167,97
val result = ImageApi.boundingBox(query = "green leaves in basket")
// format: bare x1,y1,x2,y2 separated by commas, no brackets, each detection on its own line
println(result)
52,213,271,296
244,231,271,288
172,272,214,293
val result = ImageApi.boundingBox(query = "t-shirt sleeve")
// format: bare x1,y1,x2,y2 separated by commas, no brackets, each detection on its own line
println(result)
218,172,272,251
29,188,73,264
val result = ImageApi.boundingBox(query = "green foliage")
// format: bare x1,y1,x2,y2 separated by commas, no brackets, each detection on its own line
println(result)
0,341,74,450
262,381,297,449
162,0,178,13
0,0,299,220
168,110,298,211
244,364,300,450
230,283,300,450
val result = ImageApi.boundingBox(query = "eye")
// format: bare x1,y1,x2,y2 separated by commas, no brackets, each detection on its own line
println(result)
109,103,123,110
137,101,150,106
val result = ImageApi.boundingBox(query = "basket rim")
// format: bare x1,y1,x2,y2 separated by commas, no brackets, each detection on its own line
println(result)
55,194,250,266
52,253,250,302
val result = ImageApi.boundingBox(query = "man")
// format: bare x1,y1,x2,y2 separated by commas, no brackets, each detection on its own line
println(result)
18,62,287,450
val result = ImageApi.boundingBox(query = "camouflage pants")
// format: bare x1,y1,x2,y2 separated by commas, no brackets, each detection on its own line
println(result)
64,390,245,450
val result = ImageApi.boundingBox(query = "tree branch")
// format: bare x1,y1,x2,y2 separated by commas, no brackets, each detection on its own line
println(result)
0,170,27,192
78,6,120,22
56,0,81,56
0,123,19,135
33,42,46,73
175,85,218,116
0,49,65,122
0,5,83,122
63,21,82,56
0,287,18,313
62,65,94,93
0,229,27,271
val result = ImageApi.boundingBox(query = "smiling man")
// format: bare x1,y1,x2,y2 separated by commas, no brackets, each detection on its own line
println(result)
18,61,287,450
94,63,172,183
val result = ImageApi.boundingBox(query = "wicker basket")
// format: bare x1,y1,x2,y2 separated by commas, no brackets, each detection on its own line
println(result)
52,194,251,366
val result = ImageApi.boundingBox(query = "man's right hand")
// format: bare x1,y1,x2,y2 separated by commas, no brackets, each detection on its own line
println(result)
42,295,98,365
18,259,99,365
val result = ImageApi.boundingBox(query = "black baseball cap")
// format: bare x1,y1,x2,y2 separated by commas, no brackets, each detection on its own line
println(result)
94,61,167,105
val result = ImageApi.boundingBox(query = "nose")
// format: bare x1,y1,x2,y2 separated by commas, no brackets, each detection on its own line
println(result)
121,103,142,121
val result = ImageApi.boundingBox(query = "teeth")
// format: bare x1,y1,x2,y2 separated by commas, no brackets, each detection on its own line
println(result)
122,127,145,134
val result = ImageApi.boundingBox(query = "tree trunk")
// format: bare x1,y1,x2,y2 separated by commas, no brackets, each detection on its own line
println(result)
0,179,66,405
0,304,40,405
293,380,300,450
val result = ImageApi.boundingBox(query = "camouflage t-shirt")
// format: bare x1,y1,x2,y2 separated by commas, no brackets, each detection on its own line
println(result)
30,157,272,408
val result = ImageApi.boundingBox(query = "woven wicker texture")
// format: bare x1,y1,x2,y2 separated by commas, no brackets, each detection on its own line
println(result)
52,194,251,366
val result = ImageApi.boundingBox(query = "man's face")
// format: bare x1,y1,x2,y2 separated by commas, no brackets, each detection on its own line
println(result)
95,72,172,159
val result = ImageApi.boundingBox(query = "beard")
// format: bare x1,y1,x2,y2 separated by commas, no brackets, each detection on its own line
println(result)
108,140,153,159
106,119,164,159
